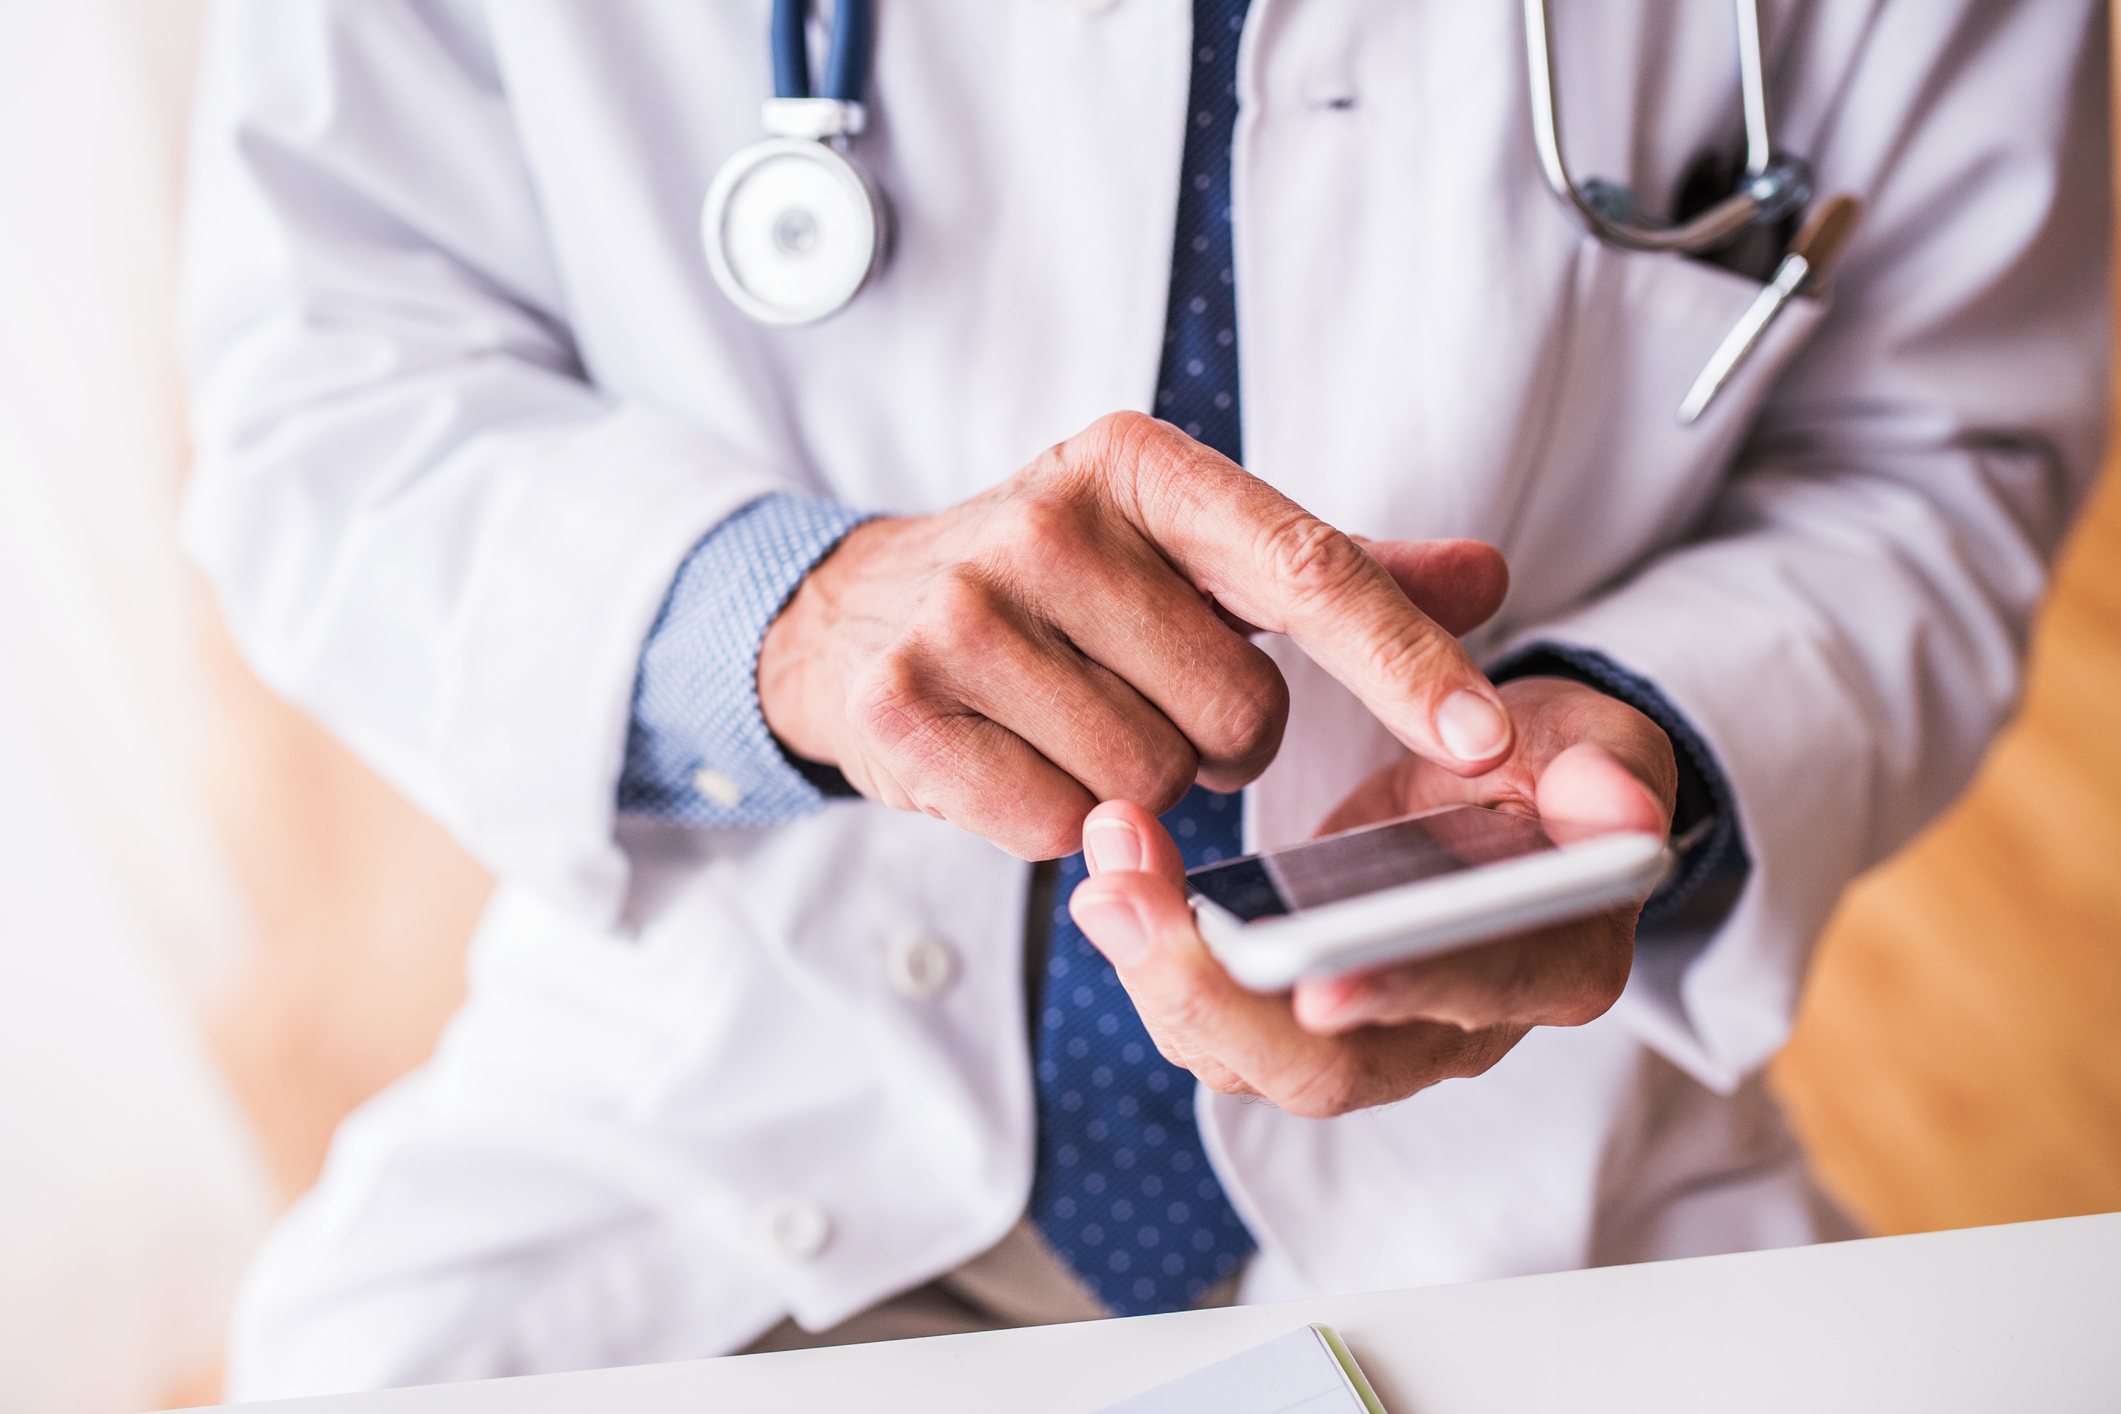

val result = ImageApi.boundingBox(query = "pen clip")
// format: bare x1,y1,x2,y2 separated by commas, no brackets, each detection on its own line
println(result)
1677,194,1863,425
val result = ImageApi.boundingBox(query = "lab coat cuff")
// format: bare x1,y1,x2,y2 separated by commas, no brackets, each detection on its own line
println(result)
1492,571,1873,1093
619,494,877,829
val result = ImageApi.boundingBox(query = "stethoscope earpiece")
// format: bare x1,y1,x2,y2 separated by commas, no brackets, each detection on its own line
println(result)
703,0,885,326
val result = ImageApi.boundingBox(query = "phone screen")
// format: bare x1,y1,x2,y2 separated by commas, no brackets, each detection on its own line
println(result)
1185,806,1556,924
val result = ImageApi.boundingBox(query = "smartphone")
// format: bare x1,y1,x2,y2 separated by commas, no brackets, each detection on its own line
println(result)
1185,805,1672,992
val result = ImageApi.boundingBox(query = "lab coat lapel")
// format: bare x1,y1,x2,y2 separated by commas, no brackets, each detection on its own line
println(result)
1237,0,1840,850
1237,0,1578,848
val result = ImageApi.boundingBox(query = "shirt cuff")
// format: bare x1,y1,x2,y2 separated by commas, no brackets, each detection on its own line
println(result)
1488,643,1749,925
618,493,875,827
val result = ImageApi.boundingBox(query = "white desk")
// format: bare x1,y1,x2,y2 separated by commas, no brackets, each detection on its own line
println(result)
209,1213,2121,1413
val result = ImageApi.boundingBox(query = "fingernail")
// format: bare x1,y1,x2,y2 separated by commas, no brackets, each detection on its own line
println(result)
1082,817,1143,875
1071,888,1151,965
1436,690,1511,761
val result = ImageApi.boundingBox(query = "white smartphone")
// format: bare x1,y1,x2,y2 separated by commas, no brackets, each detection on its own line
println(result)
1185,805,1672,992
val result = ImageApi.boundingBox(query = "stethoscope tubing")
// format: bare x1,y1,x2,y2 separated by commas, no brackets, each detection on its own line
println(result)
773,0,872,103
731,0,1822,373
1523,0,1807,254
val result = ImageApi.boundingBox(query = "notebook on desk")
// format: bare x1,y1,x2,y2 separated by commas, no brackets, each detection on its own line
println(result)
1097,1323,1389,1414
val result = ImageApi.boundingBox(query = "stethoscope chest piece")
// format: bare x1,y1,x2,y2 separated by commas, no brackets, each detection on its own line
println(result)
702,132,886,327
705,0,885,326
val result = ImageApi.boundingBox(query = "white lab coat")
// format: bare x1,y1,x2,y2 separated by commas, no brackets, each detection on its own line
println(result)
180,0,2109,1397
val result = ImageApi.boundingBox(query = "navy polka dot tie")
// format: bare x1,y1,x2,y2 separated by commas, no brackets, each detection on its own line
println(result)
1029,0,1256,1317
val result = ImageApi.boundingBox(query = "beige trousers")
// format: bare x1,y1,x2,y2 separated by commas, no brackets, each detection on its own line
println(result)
742,1219,1240,1353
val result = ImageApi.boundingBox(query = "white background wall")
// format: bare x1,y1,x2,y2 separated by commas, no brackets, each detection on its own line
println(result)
0,3,279,1409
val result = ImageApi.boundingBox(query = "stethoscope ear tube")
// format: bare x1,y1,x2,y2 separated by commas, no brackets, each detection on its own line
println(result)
773,0,872,103
1523,0,1810,255
771,0,809,100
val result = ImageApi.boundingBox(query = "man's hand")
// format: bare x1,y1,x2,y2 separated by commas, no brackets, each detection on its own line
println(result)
1065,677,1677,1118
758,412,1516,859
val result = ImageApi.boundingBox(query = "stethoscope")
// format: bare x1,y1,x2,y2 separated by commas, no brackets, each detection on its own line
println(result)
701,0,887,326
1525,0,1861,422
705,0,1855,420
1523,0,1810,254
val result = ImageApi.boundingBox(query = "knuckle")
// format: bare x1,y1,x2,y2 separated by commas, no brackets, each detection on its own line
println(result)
1190,656,1289,769
1086,409,1160,460
1277,1062,1367,1120
1056,412,1139,486
1478,917,1634,1030
915,567,1010,656
1144,751,1201,813
1546,994,1609,1029
849,660,980,795
1261,515,1371,612
1454,1025,1530,1080
1549,922,1633,1026
1359,621,1458,696
1104,736,1198,816
1077,409,1188,500
984,491,1088,566
1028,815,1088,862
847,655,933,757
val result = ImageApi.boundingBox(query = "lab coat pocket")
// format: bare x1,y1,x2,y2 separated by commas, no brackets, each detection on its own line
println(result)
1501,240,1831,622
1250,242,1832,853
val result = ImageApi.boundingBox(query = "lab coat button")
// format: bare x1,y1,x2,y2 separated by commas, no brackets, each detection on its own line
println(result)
887,933,958,999
692,767,745,809
762,1198,832,1259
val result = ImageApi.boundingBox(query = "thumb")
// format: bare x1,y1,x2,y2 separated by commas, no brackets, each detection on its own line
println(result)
1080,799,1188,891
1071,801,1222,980
1072,800,1191,968
1536,741,1670,837
1069,801,1341,1097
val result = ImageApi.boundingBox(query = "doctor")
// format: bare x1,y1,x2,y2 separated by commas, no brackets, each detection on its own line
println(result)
181,0,2107,1396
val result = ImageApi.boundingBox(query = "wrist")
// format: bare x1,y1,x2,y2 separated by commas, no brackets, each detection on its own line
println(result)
757,577,835,764
619,493,877,827
756,514,902,767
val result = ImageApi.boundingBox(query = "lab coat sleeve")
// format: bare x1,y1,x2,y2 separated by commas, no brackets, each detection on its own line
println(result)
179,0,797,927
1499,0,2112,1091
